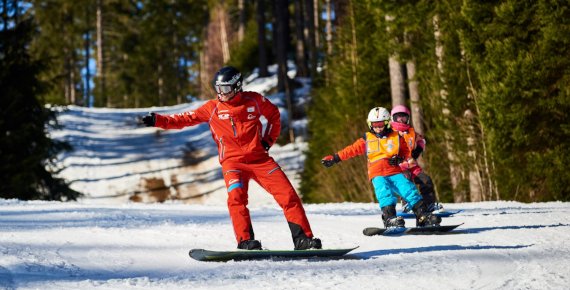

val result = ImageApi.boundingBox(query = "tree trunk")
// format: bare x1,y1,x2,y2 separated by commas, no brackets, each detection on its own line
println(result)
294,0,308,77
2,0,8,28
275,0,289,92
64,40,71,104
271,0,278,61
276,0,294,144
219,5,230,63
14,0,18,24
406,59,427,169
157,64,163,106
84,5,91,107
463,49,499,200
313,0,319,48
238,0,245,42
304,0,317,78
465,109,483,202
386,15,406,107
406,60,424,134
70,51,76,104
256,0,268,77
433,15,466,202
200,4,230,98
349,0,358,93
325,0,332,56
389,57,406,106
96,0,107,107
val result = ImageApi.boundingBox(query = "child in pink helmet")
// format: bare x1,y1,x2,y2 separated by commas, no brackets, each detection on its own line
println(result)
390,105,444,213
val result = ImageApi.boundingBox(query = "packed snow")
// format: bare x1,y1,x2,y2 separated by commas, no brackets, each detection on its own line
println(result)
1,200,569,289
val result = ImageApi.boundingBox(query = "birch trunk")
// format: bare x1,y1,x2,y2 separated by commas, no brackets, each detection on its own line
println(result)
406,60,427,169
385,15,406,107
433,15,466,202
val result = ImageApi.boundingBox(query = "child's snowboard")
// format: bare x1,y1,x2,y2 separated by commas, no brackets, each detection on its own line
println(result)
363,224,463,236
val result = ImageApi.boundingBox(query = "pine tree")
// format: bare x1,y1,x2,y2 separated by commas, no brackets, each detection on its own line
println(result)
0,13,80,200
460,0,570,201
30,0,87,105
301,0,391,202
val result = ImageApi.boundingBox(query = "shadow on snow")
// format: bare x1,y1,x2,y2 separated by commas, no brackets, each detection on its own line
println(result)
354,244,533,260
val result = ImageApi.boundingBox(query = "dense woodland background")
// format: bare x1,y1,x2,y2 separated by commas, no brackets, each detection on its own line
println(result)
1,0,569,203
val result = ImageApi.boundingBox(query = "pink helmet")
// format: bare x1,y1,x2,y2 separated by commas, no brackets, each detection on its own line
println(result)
390,105,411,131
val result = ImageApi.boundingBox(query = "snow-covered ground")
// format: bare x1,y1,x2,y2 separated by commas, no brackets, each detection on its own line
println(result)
1,200,569,289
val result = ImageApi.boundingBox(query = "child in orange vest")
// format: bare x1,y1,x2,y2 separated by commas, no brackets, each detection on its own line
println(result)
390,105,444,213
321,107,440,228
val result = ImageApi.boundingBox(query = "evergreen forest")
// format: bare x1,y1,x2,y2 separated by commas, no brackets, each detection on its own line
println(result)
1,0,569,202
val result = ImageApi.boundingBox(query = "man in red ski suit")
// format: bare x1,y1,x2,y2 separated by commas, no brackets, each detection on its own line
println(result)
142,66,321,250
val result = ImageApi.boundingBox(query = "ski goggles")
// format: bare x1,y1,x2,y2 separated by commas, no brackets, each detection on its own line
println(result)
215,84,233,95
370,121,388,127
392,113,409,123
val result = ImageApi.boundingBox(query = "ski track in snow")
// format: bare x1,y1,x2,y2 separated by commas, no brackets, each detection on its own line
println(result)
1,200,569,289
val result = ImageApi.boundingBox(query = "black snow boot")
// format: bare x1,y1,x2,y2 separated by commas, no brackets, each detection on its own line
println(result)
237,239,262,250
412,200,442,227
381,205,405,228
294,237,322,250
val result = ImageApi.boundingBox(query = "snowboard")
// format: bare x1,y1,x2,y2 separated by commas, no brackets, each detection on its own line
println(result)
189,247,358,262
363,223,463,236
397,209,463,219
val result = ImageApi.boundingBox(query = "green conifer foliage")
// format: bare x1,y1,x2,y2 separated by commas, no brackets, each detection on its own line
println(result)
460,0,570,201
0,18,80,200
301,1,391,202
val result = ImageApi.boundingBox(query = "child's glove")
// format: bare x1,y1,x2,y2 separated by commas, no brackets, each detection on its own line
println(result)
411,146,423,159
388,155,404,166
321,154,341,168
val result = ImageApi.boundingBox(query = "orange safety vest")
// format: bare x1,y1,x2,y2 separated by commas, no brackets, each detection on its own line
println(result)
365,131,401,163
399,127,418,151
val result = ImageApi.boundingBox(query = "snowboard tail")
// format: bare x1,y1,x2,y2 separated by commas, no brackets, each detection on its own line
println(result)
363,224,463,236
189,247,358,262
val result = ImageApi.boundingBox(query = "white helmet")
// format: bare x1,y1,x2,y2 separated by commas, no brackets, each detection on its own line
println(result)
367,107,391,130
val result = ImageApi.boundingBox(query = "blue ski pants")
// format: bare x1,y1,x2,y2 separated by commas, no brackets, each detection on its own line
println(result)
372,173,422,209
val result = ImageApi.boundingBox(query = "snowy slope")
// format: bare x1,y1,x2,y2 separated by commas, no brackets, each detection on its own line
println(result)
1,200,569,289
48,64,309,206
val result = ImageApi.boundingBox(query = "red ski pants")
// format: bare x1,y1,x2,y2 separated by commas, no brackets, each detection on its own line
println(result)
222,157,314,243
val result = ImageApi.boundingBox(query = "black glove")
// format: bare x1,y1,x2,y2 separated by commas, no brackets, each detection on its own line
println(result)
261,140,271,151
388,155,404,166
411,146,423,159
142,113,156,127
321,154,341,168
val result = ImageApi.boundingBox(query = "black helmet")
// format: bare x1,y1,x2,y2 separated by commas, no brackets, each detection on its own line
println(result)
212,66,243,96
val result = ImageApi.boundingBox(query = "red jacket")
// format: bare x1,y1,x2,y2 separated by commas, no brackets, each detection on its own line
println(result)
154,91,281,164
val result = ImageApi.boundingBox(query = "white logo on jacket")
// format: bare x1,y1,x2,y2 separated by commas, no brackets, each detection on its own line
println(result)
247,106,255,112
247,114,256,120
229,179,239,185
218,113,229,120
